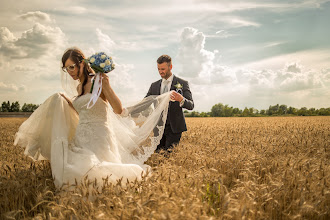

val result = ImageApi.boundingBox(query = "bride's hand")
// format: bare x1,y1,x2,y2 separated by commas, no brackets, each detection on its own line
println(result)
60,93,71,104
60,93,78,114
101,73,111,88
60,93,68,101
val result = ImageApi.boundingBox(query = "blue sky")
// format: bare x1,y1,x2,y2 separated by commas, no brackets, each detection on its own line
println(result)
0,0,329,111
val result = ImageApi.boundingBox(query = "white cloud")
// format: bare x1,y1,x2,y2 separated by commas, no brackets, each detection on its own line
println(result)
240,49,330,71
215,30,231,38
236,61,328,91
278,64,325,92
56,6,87,14
208,15,262,30
0,82,26,92
88,0,328,17
95,28,166,52
67,6,87,14
226,17,261,28
108,63,138,105
90,30,137,104
177,27,208,77
18,11,51,22
0,23,66,59
95,28,141,52
0,27,16,44
96,28,116,54
193,64,330,111
137,25,159,32
286,62,302,73
177,27,235,84
0,19,67,102
38,73,60,81
14,65,34,72
263,41,285,48
175,27,330,111
206,30,234,39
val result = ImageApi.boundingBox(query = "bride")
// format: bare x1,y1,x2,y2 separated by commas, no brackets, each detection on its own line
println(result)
14,48,171,188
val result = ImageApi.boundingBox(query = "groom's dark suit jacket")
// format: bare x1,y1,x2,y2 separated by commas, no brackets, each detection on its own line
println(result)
146,75,194,133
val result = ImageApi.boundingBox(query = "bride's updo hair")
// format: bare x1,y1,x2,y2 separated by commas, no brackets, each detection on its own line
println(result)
62,48,93,97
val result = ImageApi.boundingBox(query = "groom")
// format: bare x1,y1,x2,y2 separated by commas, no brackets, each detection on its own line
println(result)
146,55,194,153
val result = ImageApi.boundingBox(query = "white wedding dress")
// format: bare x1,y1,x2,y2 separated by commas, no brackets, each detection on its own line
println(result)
14,92,170,188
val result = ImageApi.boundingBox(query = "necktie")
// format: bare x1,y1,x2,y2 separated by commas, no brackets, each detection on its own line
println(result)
162,80,170,94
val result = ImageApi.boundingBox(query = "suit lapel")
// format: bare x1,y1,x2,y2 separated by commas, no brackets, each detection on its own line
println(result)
169,75,178,108
170,75,177,91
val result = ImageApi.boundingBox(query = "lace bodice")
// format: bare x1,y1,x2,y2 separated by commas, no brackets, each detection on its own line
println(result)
72,93,120,163
73,93,109,124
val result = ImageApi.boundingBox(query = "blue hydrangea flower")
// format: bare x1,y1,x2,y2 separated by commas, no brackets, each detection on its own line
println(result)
84,52,115,73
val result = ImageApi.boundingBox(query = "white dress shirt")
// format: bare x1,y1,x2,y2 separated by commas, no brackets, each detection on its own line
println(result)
160,74,173,94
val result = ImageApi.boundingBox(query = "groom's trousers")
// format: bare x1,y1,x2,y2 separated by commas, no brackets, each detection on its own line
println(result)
156,123,182,152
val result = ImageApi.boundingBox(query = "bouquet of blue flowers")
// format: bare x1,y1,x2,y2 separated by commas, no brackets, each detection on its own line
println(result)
84,52,115,73
83,52,115,109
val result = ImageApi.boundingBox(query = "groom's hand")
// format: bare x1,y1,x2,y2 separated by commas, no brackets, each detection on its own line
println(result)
170,91,183,102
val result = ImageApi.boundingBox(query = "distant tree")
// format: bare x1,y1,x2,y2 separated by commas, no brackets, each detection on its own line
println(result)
297,107,308,116
318,108,325,115
199,112,210,117
279,105,288,115
268,104,279,115
287,106,297,115
318,108,330,116
308,108,316,116
248,107,254,116
10,101,20,112
233,108,240,115
211,103,225,117
1,101,10,112
242,107,249,117
224,105,233,117
22,103,39,112
278,108,283,115
190,102,329,117
211,103,236,117
189,111,199,117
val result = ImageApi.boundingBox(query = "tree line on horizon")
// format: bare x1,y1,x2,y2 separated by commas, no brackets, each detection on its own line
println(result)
0,101,39,112
1,100,329,117
185,103,330,117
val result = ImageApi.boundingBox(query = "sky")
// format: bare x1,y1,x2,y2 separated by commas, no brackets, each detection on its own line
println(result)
0,0,329,112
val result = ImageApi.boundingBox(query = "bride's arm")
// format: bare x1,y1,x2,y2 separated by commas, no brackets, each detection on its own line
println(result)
101,73,123,114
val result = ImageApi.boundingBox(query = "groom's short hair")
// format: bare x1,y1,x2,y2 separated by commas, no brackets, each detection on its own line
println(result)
157,55,172,66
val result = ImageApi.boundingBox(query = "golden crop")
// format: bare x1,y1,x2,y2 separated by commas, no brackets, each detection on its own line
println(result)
0,117,329,219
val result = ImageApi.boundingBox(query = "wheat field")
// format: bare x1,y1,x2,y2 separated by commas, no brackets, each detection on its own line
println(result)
0,117,329,219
